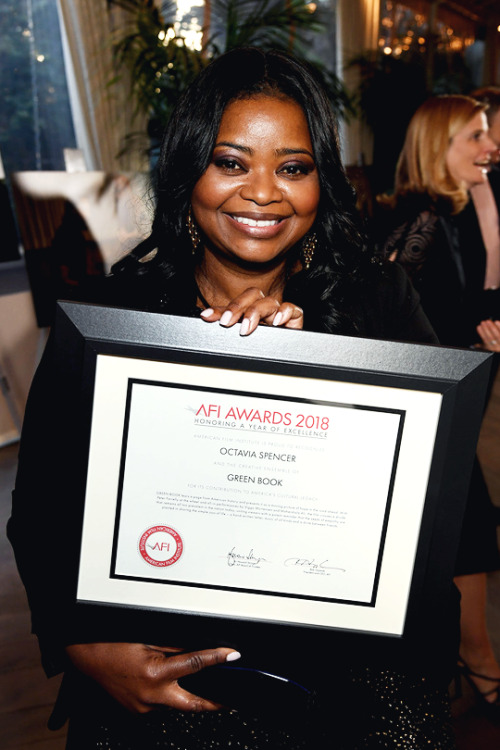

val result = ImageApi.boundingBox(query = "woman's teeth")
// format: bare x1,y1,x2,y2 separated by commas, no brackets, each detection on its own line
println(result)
232,216,280,227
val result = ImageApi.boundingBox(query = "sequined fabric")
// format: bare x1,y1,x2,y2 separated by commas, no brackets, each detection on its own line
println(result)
348,667,456,748
64,667,456,749
68,709,308,750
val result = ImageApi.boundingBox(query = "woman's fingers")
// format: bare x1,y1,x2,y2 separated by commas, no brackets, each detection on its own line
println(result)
476,319,500,352
238,300,304,334
199,287,303,334
200,287,267,327
239,300,303,334
149,648,238,712
272,303,304,331
65,643,240,714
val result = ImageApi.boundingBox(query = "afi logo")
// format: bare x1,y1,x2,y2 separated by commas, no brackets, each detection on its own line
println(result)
139,525,183,567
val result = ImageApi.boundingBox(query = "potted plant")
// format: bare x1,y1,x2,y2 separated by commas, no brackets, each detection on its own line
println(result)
109,0,353,158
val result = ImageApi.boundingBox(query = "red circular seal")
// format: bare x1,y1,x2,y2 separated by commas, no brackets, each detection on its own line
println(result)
139,525,183,567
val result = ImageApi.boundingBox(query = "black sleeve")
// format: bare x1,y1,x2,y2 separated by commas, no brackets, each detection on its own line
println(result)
8,327,165,676
358,260,439,346
380,211,439,283
7,331,89,675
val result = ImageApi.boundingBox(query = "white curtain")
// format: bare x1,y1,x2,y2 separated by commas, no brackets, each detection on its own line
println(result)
338,0,380,165
58,0,148,172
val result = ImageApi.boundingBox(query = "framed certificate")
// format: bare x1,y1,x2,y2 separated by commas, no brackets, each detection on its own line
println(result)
55,301,492,643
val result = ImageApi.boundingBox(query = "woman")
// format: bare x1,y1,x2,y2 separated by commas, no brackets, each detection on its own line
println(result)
471,86,500,351
377,95,500,714
378,95,498,346
472,86,500,153
9,49,457,748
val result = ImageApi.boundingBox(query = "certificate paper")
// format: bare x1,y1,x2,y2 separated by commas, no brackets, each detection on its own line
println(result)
78,354,443,637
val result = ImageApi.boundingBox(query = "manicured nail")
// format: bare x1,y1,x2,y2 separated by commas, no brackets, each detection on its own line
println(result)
272,312,283,327
226,651,241,662
239,318,250,336
219,311,232,327
200,308,214,318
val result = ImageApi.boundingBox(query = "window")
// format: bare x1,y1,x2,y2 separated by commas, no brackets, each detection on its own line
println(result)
0,0,76,176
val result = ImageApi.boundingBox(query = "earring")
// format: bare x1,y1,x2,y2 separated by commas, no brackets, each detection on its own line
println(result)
302,232,316,269
186,207,201,254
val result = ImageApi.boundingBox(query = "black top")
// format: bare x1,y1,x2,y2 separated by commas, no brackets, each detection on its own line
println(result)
377,187,500,348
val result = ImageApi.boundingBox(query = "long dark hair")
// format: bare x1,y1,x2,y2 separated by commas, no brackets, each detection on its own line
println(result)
113,47,372,333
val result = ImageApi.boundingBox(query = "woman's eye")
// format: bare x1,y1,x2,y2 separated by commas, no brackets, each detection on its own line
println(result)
214,158,242,172
281,163,311,177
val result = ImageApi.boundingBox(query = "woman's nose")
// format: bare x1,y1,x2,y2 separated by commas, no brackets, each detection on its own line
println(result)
240,170,282,204
484,134,498,154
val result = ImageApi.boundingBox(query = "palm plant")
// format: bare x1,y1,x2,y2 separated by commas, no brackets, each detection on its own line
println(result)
109,0,206,142
208,0,353,116
207,0,323,55
109,0,353,152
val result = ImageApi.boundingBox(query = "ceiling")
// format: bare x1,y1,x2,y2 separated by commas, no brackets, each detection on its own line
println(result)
443,0,500,25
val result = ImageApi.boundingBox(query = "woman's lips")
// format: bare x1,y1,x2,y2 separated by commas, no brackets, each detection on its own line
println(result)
232,215,280,228
225,212,289,238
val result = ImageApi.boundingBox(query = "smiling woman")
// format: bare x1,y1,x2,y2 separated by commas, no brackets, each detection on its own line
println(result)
191,96,320,321
446,110,495,190
377,95,498,345
104,46,373,339
377,94,500,722
192,97,319,271
10,48,460,749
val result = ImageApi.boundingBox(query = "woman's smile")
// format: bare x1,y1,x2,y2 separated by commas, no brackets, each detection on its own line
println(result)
446,111,497,189
191,95,320,268
224,211,290,237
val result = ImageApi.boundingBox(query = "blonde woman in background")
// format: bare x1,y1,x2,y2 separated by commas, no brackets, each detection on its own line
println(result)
377,94,500,717
471,86,500,351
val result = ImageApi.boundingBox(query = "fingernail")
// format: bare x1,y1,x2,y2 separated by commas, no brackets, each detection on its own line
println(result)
226,651,241,662
239,318,250,336
272,312,283,327
219,311,232,327
200,308,214,319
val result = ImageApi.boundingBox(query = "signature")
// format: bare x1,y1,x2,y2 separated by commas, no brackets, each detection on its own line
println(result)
227,547,267,567
284,558,345,573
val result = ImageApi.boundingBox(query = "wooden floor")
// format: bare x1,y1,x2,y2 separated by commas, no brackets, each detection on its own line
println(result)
0,442,66,749
1,374,500,749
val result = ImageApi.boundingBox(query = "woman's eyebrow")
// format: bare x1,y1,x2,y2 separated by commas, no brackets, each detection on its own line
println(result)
214,141,252,154
214,141,314,159
276,147,315,158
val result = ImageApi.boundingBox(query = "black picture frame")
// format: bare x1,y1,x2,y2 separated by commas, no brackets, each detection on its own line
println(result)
55,300,492,651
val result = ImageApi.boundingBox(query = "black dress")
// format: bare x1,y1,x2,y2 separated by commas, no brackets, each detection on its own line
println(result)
8,258,458,749
379,194,500,348
378,194,500,576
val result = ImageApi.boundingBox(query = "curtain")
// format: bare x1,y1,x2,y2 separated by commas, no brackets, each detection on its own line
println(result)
338,0,380,165
58,0,148,172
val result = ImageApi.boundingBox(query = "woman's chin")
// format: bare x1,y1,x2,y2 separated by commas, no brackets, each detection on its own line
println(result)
205,245,298,272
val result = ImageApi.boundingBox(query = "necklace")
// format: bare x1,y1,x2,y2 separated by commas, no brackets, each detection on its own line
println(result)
193,279,212,310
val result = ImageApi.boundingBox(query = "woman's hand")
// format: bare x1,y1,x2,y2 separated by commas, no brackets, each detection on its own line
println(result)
200,287,303,336
65,643,240,714
476,319,500,352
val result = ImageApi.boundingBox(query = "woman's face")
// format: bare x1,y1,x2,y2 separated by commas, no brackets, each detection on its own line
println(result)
489,109,500,148
488,109,500,163
445,111,496,189
191,95,320,268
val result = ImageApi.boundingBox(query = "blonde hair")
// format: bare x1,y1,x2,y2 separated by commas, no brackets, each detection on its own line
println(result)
388,95,487,214
472,86,500,125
